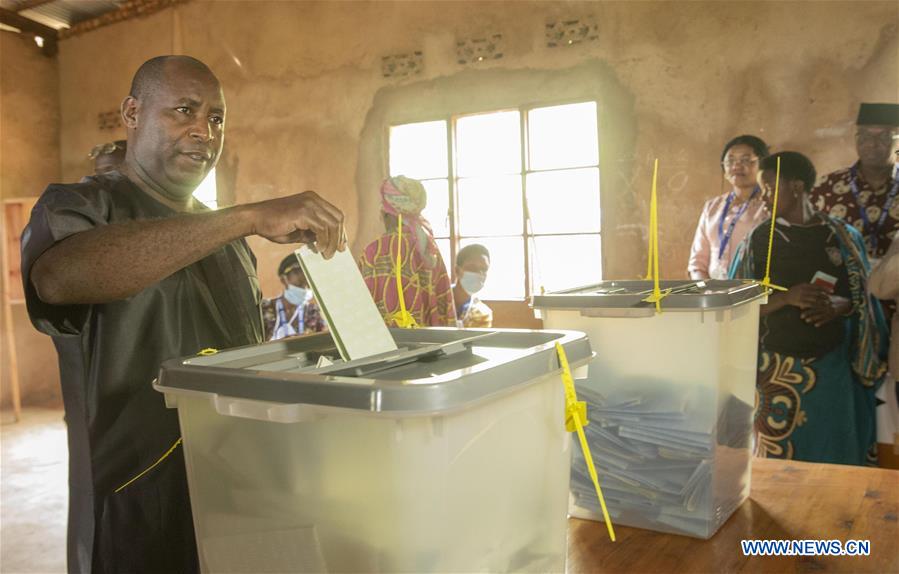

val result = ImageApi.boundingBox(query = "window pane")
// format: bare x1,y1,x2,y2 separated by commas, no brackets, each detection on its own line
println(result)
459,236,524,300
420,179,450,237
531,234,602,294
526,168,600,234
456,111,521,177
457,175,522,236
193,168,217,209
389,121,448,180
528,102,598,171
435,238,452,272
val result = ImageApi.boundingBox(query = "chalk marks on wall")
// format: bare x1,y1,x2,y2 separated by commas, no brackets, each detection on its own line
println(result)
615,149,691,201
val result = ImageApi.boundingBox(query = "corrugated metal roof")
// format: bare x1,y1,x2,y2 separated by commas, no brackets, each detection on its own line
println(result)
2,0,123,30
2,0,185,41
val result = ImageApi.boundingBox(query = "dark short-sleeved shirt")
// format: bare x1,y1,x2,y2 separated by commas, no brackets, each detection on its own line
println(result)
21,172,263,573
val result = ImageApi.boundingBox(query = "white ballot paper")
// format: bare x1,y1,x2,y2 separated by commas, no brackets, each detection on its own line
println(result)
294,245,398,361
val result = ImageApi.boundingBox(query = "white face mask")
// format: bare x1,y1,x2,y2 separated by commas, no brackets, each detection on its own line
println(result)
284,285,309,306
459,271,486,295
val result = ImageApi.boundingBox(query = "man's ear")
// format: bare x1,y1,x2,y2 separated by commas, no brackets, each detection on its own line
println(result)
121,96,139,129
789,179,806,196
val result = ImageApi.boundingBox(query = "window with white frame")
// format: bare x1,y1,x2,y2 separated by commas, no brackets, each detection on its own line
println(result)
192,168,218,209
388,101,601,300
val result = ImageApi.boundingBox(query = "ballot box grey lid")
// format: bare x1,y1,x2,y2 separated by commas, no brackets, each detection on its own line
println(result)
154,328,591,414
531,279,765,311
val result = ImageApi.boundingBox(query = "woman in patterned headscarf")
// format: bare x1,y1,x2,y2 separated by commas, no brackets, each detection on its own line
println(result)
729,152,888,466
358,176,456,327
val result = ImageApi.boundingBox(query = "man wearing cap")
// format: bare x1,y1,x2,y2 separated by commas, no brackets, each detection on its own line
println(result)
811,103,899,326
811,103,899,263
262,254,326,340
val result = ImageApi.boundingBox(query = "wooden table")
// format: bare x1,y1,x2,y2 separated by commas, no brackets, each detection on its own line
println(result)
567,458,899,573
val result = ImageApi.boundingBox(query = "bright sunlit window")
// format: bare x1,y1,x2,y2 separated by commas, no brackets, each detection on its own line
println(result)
388,101,601,299
192,168,217,209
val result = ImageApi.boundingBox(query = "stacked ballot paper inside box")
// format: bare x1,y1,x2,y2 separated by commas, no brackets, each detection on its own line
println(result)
569,377,753,538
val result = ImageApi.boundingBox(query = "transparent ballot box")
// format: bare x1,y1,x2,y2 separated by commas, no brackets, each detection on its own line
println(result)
532,280,765,539
154,328,592,573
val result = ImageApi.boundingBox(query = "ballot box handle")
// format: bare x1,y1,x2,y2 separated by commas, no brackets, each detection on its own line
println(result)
212,394,322,424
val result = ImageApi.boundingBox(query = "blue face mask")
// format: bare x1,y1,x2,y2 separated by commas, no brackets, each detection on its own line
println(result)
459,271,486,295
284,285,309,306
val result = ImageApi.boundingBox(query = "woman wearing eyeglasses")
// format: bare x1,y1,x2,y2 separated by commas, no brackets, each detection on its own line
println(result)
687,135,770,279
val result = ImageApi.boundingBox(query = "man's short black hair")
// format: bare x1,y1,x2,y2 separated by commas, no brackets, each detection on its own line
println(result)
278,254,303,277
759,151,817,192
129,55,215,101
720,134,770,164
456,244,490,268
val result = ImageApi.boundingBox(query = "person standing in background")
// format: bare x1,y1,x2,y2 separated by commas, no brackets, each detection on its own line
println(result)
688,135,770,280
89,140,127,175
359,176,456,327
729,151,887,466
810,102,898,319
452,243,492,328
868,234,899,465
810,103,899,262
262,254,326,340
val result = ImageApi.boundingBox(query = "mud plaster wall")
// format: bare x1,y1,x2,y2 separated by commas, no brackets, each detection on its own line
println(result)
1,31,62,409
55,1,898,287
3,1,897,408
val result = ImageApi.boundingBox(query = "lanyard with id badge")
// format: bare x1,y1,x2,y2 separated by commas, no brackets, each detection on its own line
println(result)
717,187,760,260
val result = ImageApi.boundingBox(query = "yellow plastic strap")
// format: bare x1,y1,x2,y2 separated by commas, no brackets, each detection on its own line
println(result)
390,213,418,329
556,342,616,542
114,437,183,493
643,163,655,281
642,159,671,312
198,348,219,356
566,400,588,433
760,156,787,292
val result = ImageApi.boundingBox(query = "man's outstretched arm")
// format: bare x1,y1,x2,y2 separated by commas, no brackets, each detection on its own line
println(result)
31,191,345,305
